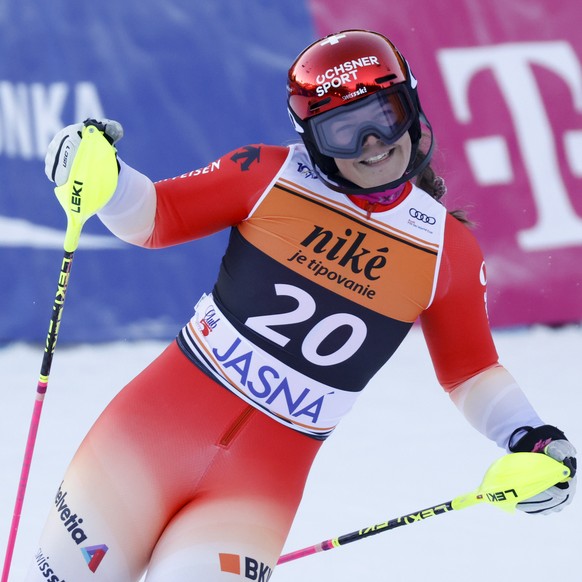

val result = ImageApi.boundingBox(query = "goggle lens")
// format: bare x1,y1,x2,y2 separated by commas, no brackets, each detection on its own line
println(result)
310,87,414,159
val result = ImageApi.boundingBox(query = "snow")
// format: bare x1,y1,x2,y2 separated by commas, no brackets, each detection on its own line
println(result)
1,325,580,581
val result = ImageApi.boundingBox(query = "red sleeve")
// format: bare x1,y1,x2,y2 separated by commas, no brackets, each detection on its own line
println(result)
420,214,499,392
145,144,289,248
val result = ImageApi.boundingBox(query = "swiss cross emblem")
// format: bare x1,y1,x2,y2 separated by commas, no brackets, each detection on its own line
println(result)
320,34,347,46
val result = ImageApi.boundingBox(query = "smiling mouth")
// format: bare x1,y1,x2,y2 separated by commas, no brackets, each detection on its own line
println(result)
359,147,395,166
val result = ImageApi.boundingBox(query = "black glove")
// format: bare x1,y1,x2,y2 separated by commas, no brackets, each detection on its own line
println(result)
509,425,577,515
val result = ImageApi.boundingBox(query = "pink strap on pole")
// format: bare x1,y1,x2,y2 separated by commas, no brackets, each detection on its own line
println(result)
1,385,46,582
277,540,333,565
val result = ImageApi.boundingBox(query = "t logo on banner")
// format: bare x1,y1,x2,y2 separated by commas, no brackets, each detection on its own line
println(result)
438,41,582,251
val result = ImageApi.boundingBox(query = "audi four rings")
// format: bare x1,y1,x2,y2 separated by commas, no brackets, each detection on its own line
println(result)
409,208,436,225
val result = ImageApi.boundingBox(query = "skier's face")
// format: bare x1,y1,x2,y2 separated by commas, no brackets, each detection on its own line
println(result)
334,132,412,190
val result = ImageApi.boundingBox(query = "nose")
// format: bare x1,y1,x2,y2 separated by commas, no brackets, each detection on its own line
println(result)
362,133,386,147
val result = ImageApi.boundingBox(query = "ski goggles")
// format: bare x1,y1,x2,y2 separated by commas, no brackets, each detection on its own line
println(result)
309,86,415,159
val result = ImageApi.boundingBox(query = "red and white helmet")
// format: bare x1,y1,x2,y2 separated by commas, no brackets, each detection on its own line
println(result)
287,29,434,193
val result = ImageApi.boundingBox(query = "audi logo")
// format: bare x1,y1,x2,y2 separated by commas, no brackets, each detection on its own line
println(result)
409,208,436,225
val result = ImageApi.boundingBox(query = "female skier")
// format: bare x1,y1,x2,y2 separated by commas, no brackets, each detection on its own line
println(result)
32,29,575,581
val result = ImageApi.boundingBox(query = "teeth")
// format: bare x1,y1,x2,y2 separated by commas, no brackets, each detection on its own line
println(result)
362,151,391,164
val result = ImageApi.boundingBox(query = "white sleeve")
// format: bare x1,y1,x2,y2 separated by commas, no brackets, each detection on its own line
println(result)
449,364,544,451
97,159,156,246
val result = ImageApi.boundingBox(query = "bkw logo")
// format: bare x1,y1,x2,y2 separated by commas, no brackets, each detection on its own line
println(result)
219,552,272,581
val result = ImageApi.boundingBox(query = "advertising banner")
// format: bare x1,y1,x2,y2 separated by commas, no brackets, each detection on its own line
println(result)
1,0,580,343
311,0,582,328
0,2,315,342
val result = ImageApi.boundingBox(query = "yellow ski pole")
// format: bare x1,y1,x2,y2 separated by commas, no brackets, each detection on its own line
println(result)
1,121,119,582
278,452,573,564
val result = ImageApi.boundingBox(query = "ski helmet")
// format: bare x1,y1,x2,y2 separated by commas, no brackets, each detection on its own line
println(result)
287,29,434,194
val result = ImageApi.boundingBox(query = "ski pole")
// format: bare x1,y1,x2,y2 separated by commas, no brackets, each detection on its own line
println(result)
278,452,572,565
1,121,119,582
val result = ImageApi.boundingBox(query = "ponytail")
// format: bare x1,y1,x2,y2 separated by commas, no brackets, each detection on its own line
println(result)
414,149,472,225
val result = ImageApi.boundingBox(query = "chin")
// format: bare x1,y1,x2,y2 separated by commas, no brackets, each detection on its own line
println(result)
360,171,402,189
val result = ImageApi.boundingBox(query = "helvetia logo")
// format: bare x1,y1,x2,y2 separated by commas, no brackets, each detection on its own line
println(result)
219,553,273,581
54,483,109,572
54,483,88,545
81,544,109,573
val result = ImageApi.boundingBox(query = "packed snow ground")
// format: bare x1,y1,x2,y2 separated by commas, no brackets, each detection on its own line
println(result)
1,325,580,581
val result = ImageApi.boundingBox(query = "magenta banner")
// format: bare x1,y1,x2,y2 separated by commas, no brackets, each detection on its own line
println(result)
310,0,582,327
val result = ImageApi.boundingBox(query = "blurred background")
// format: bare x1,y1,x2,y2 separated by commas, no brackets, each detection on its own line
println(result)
1,0,581,341
1,3,581,581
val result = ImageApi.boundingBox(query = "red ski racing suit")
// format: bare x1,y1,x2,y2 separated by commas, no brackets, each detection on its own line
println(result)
27,144,542,581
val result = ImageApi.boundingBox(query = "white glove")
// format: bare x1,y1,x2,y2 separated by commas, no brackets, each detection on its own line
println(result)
45,118,123,186
509,425,577,515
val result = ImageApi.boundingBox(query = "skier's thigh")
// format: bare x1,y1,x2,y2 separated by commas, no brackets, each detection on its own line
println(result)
26,441,173,581
145,495,289,581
